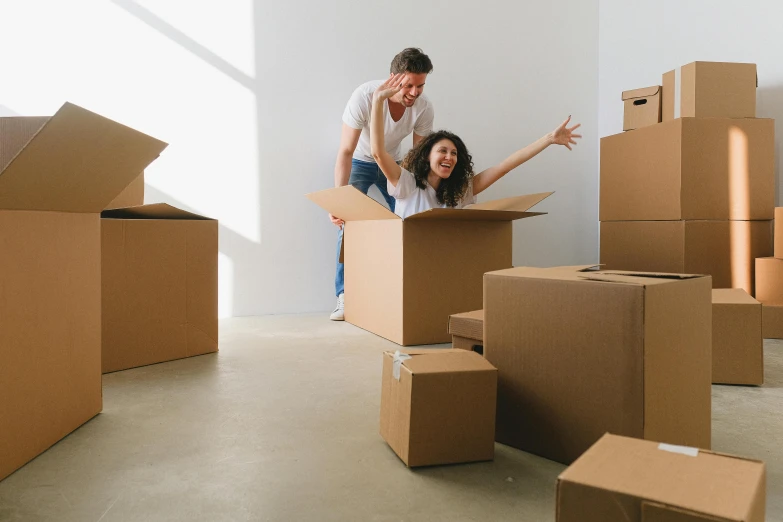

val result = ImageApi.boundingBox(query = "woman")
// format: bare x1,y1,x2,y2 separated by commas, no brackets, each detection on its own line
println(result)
370,73,581,218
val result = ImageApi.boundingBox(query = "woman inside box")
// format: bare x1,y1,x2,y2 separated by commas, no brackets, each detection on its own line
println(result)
370,74,582,218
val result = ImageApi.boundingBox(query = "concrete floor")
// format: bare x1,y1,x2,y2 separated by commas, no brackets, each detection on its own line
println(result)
0,314,781,522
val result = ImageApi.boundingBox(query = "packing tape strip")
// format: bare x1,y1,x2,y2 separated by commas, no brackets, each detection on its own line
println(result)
393,350,412,380
674,66,681,119
658,443,698,457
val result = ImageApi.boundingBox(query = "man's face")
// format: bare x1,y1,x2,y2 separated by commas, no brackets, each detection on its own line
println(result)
392,72,427,107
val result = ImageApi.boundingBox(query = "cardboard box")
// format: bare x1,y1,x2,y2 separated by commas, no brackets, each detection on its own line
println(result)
600,220,772,295
622,86,662,131
0,103,167,481
600,117,774,221
307,186,551,345
662,61,757,120
774,207,783,258
448,309,483,353
101,204,218,373
106,171,144,210
379,349,497,467
754,257,783,305
712,289,763,386
484,266,712,465
557,433,766,522
762,304,783,339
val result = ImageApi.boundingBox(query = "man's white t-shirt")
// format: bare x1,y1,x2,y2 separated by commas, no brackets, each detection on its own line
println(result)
388,167,476,219
342,80,434,163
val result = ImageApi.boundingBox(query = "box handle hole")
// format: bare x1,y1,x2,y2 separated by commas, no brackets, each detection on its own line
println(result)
633,99,648,106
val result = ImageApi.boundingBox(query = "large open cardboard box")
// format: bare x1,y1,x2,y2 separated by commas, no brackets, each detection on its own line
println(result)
600,117,774,221
557,433,766,522
0,102,167,481
600,220,772,295
484,266,712,465
307,185,551,345
101,204,218,373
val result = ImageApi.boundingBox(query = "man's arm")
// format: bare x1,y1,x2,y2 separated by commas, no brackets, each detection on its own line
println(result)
335,124,362,187
412,132,425,147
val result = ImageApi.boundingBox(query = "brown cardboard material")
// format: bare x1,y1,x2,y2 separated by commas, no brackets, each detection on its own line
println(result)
101,204,218,373
623,86,662,131
754,257,783,305
762,304,783,339
106,172,144,210
307,186,551,345
774,207,783,258
557,433,766,522
448,309,483,352
600,117,774,221
0,102,167,481
662,61,757,121
484,266,712,465
379,349,497,467
600,220,772,295
712,289,763,386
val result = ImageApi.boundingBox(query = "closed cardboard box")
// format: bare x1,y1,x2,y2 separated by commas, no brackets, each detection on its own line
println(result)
762,304,783,339
662,61,757,120
379,349,497,467
712,289,763,386
622,86,661,131
754,257,783,305
600,220,772,295
600,117,774,221
307,186,551,345
0,103,167,481
101,204,218,373
557,433,766,522
484,266,712,465
448,309,483,352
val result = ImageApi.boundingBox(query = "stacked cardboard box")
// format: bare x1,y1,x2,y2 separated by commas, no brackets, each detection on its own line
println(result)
601,62,773,296
755,207,783,337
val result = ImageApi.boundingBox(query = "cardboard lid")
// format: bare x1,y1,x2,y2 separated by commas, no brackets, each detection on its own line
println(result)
711,288,759,305
486,266,706,286
559,434,764,521
622,86,661,100
101,203,214,221
306,185,399,221
448,310,484,340
385,349,495,374
0,102,168,213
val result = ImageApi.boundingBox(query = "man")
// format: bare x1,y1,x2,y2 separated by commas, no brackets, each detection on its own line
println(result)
329,48,434,321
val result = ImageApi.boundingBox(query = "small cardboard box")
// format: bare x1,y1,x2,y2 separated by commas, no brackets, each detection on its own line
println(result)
379,349,497,467
0,103,167,481
774,207,783,258
600,117,774,221
754,257,783,305
600,220,772,295
662,61,757,120
105,171,144,210
762,304,783,339
622,86,662,131
307,186,551,345
712,289,763,386
101,204,218,373
557,433,766,522
448,309,483,352
484,266,712,465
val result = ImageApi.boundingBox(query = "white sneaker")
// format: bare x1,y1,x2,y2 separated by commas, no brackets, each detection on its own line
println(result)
330,293,345,321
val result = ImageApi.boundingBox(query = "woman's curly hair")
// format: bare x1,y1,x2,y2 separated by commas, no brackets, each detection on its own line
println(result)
401,130,474,207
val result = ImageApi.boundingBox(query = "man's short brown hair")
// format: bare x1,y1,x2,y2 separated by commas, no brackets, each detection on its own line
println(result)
390,48,433,75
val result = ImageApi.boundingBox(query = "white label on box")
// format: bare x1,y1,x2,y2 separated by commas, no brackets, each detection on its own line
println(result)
658,443,698,457
674,67,681,119
392,350,412,380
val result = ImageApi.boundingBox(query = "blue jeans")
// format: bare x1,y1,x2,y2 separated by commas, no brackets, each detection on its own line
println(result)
335,159,396,296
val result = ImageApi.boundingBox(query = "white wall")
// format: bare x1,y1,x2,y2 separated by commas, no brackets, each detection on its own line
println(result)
1,0,599,317
599,0,783,203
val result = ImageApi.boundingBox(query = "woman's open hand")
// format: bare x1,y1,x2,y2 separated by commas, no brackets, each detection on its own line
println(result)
551,116,582,151
373,73,407,102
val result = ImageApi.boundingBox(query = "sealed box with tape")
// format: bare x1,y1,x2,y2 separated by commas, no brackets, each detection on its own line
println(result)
557,433,766,522
662,61,757,120
379,349,497,467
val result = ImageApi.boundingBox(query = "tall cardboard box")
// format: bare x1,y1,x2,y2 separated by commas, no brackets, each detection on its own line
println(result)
0,103,167,481
484,266,712,465
379,349,497,467
448,309,483,352
622,86,662,131
600,220,772,295
600,117,774,221
662,61,757,121
307,185,551,345
101,204,218,373
557,433,766,522
712,289,763,386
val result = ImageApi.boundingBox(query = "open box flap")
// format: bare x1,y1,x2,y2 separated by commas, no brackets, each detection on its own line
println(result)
405,208,545,222
0,102,168,213
466,191,553,212
622,86,661,100
0,116,49,173
306,185,399,221
101,203,214,221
